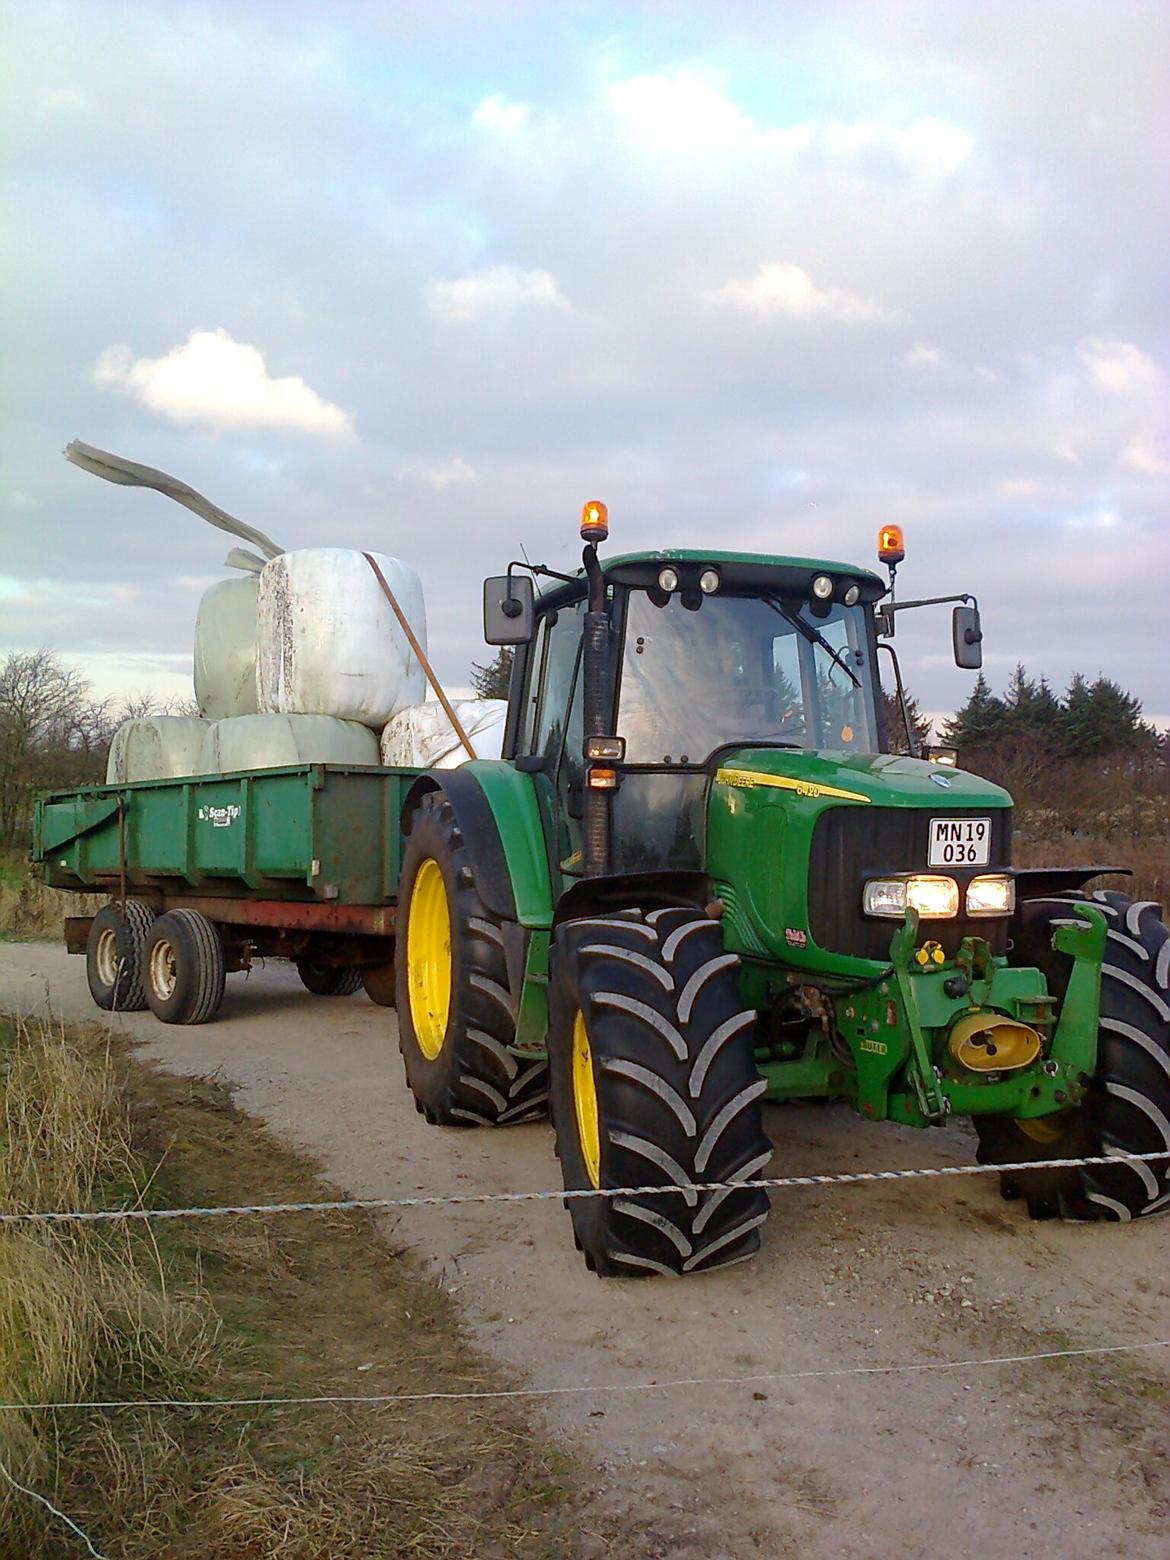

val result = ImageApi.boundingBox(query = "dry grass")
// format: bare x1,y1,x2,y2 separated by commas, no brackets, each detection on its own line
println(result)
1014,833,1167,905
0,1017,606,1559
0,856,101,942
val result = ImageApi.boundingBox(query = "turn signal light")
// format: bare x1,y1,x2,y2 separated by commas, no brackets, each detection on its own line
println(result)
581,500,609,542
878,524,905,565
587,766,619,790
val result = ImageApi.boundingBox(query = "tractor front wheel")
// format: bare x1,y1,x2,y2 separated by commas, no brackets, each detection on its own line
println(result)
394,790,547,1125
549,907,772,1276
976,891,1170,1220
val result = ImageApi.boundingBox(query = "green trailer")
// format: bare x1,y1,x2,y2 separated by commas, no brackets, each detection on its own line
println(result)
35,763,420,1017
32,504,1170,1275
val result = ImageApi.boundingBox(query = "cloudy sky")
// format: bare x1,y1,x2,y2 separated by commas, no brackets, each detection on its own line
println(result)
2,0,1167,727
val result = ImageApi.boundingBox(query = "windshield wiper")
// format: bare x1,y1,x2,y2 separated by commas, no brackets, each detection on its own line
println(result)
763,595,862,689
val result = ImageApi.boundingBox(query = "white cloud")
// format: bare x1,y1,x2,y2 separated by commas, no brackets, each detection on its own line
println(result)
471,94,530,134
397,456,478,490
93,328,355,440
607,69,809,156
703,263,894,324
424,265,568,323
906,342,946,368
1120,435,1170,476
998,477,1043,497
1077,337,1161,395
826,116,974,174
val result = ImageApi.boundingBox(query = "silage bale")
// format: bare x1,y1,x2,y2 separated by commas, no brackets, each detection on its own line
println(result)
193,576,260,720
106,718,212,783
380,700,507,769
256,549,427,727
199,713,380,774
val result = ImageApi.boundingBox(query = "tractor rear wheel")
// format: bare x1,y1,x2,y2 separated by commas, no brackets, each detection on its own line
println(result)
549,907,772,1276
394,790,547,1125
296,960,363,996
976,890,1170,1220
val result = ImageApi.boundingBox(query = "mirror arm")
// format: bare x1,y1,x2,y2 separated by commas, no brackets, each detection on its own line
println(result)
876,641,920,760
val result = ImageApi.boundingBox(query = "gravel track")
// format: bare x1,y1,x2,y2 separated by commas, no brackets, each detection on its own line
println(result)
5,942,1168,1559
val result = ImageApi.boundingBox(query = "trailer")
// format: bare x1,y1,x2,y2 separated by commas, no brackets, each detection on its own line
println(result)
35,763,420,1018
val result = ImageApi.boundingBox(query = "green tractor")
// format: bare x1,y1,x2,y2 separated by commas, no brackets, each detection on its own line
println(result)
394,504,1170,1276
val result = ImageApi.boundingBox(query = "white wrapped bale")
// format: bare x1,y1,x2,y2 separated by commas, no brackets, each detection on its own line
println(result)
380,700,507,770
193,575,260,719
106,718,211,783
256,548,427,726
200,713,380,774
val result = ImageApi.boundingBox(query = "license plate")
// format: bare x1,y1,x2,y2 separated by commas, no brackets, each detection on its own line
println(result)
928,817,991,867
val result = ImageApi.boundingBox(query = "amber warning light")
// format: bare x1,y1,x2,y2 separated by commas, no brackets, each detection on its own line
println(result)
878,524,906,566
581,500,609,543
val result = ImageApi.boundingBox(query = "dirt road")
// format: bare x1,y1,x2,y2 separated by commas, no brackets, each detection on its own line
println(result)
5,941,1167,1559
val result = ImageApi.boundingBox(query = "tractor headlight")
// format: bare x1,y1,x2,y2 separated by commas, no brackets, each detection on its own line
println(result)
699,567,721,594
863,875,960,919
658,566,680,593
842,581,861,607
966,874,1015,916
811,573,834,600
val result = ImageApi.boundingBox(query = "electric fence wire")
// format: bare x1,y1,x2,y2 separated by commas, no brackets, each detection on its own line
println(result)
0,1148,1166,1226
0,1455,110,1560
0,1338,1166,1416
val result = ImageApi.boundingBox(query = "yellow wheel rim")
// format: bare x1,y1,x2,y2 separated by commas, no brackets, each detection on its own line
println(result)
571,1011,601,1189
406,859,452,1060
1017,1111,1073,1146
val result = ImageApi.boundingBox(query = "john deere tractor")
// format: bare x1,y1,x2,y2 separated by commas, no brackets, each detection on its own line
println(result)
394,504,1169,1276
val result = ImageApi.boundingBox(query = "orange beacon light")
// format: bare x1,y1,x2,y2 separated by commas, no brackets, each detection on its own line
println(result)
878,524,905,566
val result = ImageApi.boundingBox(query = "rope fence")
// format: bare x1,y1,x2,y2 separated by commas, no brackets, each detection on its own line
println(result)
1,1148,1166,1226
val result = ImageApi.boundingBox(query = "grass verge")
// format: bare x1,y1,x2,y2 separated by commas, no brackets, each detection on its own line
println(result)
0,1013,601,1559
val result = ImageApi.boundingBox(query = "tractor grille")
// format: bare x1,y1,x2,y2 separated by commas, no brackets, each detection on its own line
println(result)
808,805,1012,961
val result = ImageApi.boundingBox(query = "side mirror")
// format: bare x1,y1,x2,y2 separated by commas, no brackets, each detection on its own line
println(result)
952,604,982,669
483,574,535,645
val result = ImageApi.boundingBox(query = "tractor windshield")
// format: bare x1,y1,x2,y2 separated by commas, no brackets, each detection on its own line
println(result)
618,588,880,765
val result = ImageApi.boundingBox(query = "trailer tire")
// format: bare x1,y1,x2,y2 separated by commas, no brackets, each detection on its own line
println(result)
976,891,1170,1221
296,961,363,997
143,910,226,1025
86,900,154,1013
395,790,546,1126
361,960,397,1007
548,907,772,1276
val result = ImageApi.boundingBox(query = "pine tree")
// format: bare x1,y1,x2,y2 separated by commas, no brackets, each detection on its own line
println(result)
882,688,932,753
469,647,514,700
1068,676,1152,756
939,672,1007,750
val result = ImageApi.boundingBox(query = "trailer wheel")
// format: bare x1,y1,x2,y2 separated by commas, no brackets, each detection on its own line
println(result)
976,891,1170,1220
144,910,226,1025
296,960,363,997
86,900,154,1013
395,790,547,1125
361,959,396,1007
548,908,772,1276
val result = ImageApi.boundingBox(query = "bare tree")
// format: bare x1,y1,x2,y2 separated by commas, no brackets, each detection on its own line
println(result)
0,651,102,845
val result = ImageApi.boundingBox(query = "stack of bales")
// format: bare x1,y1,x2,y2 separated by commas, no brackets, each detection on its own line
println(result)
108,549,438,781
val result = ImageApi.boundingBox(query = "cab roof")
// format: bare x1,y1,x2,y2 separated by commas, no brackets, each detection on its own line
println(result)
537,548,887,605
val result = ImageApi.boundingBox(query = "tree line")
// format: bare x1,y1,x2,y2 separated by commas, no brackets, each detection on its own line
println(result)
0,650,193,849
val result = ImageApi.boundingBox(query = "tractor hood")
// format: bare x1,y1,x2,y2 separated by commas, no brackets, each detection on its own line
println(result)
711,748,1012,811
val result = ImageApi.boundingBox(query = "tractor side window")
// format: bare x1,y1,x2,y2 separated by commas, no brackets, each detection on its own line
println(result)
529,601,584,763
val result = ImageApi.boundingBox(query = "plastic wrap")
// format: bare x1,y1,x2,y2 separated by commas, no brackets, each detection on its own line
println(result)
106,718,211,783
379,700,507,770
193,575,260,719
256,548,427,726
199,713,380,774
